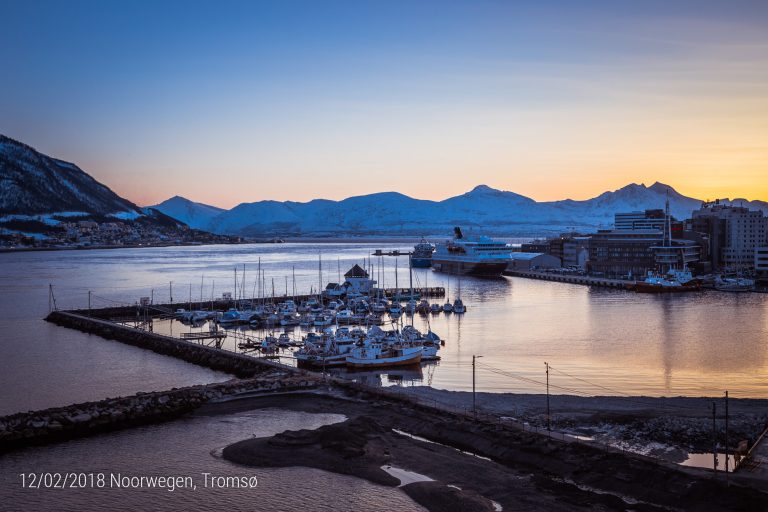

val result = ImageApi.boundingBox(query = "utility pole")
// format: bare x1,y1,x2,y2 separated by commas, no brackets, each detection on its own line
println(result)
712,402,718,474
169,281,173,303
151,288,154,305
48,284,52,313
472,355,482,420
88,290,91,317
725,390,730,482
546,362,551,432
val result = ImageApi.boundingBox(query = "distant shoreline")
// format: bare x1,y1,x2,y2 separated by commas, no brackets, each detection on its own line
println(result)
0,235,533,254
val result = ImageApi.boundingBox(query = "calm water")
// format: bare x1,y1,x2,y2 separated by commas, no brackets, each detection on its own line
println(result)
0,407,425,511
1,242,768,418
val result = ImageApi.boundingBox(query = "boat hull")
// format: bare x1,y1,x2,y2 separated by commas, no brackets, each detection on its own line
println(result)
410,257,432,268
296,354,347,367
634,282,701,293
431,259,508,277
346,351,423,369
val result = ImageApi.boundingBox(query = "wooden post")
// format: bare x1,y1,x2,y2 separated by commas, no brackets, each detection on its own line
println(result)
712,402,718,474
546,362,551,432
725,390,730,482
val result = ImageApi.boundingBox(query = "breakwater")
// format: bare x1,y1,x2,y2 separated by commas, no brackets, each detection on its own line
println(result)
504,270,636,289
45,311,287,378
0,376,319,452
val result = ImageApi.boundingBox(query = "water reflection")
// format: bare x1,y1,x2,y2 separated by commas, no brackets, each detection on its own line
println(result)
2,242,768,414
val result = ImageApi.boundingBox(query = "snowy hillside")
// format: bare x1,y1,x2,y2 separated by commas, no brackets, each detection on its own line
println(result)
149,196,225,231
0,135,141,216
154,182,768,237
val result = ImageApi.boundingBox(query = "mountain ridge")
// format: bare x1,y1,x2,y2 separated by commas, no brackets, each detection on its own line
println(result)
151,182,768,237
0,134,141,216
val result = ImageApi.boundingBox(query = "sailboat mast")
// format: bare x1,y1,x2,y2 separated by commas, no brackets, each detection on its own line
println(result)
409,254,413,297
395,257,399,291
665,188,673,271
242,264,246,302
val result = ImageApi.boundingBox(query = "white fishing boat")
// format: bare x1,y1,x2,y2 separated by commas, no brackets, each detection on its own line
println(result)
371,300,388,314
714,276,755,292
346,339,423,369
313,314,334,327
280,313,301,326
294,331,356,367
335,309,359,324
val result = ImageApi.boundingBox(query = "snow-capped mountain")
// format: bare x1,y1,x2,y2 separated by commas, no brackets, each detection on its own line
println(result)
156,181,767,237
0,135,141,216
149,196,225,231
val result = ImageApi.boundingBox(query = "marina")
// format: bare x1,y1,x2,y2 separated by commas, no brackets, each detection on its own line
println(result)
4,241,762,400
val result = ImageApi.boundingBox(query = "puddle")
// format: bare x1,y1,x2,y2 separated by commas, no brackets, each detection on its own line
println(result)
392,429,492,461
381,465,433,487
679,452,736,473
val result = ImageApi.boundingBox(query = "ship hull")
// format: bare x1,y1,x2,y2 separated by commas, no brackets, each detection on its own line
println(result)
634,282,701,293
345,351,423,368
410,257,432,268
295,354,348,367
431,259,508,277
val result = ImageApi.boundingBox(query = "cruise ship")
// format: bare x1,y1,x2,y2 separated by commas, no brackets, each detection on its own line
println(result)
431,227,512,276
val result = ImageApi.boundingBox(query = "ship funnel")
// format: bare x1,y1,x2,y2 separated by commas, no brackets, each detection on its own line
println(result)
454,226,463,239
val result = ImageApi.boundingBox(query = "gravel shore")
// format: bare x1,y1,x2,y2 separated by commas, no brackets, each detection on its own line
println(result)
398,386,768,462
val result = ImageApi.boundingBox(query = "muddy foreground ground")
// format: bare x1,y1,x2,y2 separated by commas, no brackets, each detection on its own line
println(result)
200,389,768,512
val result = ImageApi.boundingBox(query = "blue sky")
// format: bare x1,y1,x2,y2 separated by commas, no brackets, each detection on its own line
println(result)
1,0,767,207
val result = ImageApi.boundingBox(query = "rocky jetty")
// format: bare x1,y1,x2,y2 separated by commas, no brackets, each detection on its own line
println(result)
0,375,318,452
45,311,284,378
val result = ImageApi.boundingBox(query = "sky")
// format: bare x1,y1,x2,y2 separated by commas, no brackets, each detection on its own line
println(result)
1,0,766,208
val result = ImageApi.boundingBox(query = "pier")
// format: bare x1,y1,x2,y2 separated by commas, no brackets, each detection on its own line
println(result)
45,311,288,377
504,270,636,290
74,286,446,321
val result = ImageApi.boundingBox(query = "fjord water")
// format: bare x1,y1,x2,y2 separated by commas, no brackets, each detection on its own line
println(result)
1,242,767,417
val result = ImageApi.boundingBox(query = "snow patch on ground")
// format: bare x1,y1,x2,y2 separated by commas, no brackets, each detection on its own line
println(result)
0,228,50,240
108,211,143,220
0,212,92,226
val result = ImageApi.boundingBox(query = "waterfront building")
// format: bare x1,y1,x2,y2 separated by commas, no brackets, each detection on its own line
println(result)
507,252,561,271
615,209,666,230
757,246,768,284
615,209,685,236
521,233,588,268
563,237,590,269
520,239,550,253
691,201,768,270
322,264,377,297
587,229,661,278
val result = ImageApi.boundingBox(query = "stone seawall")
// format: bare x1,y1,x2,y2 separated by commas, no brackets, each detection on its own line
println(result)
0,376,319,452
45,311,289,378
